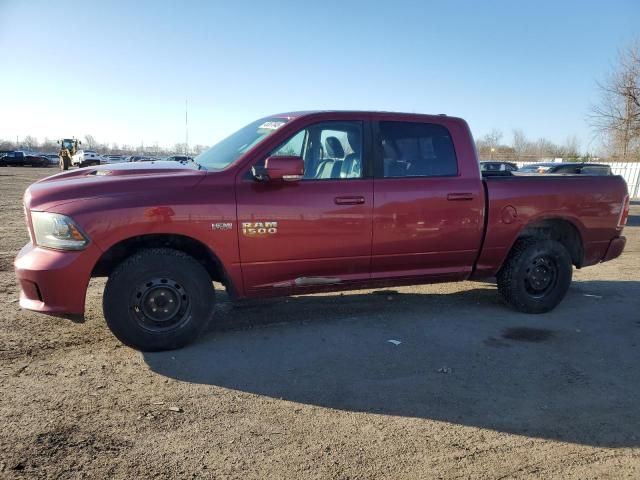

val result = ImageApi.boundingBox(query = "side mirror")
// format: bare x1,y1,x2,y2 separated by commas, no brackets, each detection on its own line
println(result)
254,155,304,182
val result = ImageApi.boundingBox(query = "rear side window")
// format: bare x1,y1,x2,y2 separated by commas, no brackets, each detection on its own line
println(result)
379,121,457,178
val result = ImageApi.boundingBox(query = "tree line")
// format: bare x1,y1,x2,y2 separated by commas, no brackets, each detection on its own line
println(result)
475,129,587,162
0,135,210,157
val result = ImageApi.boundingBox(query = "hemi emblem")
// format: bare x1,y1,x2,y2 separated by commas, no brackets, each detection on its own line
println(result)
212,222,233,231
242,221,278,236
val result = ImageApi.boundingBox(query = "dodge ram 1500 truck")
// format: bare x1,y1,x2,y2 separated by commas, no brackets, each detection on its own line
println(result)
15,111,630,350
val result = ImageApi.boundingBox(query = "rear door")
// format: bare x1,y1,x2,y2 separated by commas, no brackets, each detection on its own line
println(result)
236,119,374,293
371,119,485,281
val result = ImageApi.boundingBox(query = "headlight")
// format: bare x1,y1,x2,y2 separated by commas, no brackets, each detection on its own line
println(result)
31,212,89,250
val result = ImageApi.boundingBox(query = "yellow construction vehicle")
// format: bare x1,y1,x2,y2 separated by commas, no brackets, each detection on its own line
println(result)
57,138,81,171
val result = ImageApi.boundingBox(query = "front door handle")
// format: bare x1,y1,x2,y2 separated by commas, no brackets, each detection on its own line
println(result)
447,193,475,201
334,196,365,205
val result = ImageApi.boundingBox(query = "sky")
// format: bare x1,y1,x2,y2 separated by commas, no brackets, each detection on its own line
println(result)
1,0,638,152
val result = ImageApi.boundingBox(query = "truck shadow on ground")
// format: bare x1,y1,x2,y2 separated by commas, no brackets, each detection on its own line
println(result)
144,280,640,448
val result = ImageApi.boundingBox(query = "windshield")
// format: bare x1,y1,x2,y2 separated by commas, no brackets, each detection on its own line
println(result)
62,139,74,149
195,117,290,170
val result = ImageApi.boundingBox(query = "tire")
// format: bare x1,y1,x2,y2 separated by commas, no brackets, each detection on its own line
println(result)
103,248,215,351
497,238,572,314
59,156,69,171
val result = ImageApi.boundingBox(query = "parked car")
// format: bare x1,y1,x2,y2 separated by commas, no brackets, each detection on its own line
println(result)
519,162,612,175
102,155,127,164
480,161,518,172
547,163,612,175
70,150,102,168
0,151,48,167
165,155,194,162
518,162,558,173
42,154,60,166
15,110,629,351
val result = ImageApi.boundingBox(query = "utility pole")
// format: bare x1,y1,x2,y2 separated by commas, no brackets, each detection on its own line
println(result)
185,99,189,155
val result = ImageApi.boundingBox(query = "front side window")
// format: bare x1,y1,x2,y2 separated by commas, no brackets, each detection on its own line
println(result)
379,121,458,178
272,129,306,157
268,121,363,180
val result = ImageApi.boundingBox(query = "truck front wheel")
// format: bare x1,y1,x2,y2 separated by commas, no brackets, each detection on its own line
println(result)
103,248,215,351
497,239,572,314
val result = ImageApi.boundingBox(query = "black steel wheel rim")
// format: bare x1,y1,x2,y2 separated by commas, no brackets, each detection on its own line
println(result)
130,277,191,332
524,255,558,298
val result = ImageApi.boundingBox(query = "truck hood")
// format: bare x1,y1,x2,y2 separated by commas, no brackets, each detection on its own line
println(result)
25,161,207,211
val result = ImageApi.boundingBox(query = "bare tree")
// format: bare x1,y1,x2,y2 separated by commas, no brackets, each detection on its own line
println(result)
173,143,188,154
512,129,529,158
22,135,39,151
475,129,505,159
192,144,209,155
479,129,503,150
84,135,97,149
589,40,640,160
561,135,581,160
41,137,58,153
533,137,558,158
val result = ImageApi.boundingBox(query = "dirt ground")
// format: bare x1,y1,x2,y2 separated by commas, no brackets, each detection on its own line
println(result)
0,167,639,479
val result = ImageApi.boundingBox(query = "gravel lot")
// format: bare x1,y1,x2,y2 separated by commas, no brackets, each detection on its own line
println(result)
1,167,639,479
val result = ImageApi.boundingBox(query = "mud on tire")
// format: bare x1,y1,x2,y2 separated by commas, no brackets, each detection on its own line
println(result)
497,238,573,314
103,248,215,351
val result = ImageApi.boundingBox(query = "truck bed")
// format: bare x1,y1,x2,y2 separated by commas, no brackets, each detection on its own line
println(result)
473,174,628,277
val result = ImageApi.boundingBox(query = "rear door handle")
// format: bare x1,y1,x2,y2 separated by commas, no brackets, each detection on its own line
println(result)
334,196,365,205
447,193,475,201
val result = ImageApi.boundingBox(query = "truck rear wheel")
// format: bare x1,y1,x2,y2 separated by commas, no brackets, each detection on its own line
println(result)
497,239,572,314
103,248,215,351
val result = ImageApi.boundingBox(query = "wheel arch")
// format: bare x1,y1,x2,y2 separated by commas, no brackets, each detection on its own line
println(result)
512,217,585,268
92,233,237,296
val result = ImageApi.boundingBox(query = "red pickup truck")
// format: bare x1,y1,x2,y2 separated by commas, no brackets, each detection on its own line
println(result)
15,111,630,350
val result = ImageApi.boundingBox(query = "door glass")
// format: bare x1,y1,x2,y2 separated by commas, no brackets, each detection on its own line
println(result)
271,129,307,157
268,121,363,180
379,121,458,177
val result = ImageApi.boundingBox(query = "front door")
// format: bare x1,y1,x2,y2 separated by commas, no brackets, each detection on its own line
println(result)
236,120,374,293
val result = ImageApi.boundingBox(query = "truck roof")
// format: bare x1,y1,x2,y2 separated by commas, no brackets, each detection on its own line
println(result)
272,110,463,123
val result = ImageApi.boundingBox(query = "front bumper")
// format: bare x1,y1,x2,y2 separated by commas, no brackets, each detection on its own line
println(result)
14,242,102,315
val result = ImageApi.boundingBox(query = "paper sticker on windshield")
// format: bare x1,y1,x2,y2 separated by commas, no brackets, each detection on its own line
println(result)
258,121,285,130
